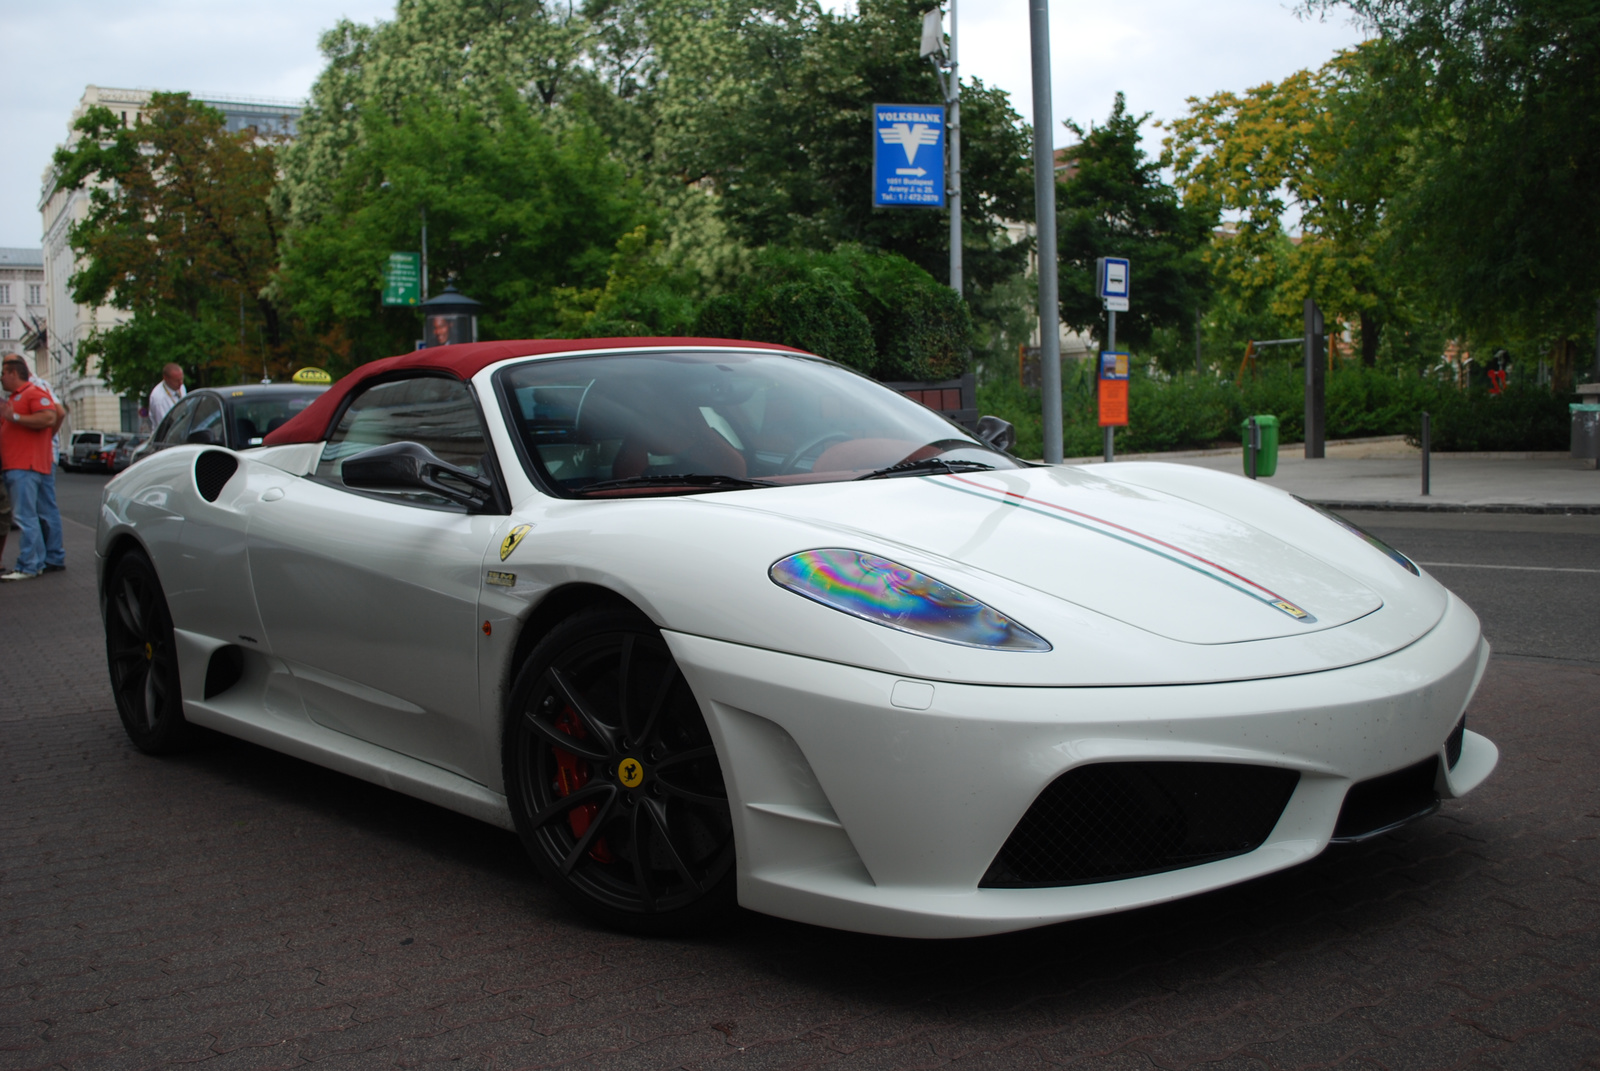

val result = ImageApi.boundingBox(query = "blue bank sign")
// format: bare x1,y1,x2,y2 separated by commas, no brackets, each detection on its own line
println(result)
872,103,946,208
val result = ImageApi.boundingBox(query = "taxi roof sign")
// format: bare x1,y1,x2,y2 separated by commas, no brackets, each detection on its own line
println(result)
292,367,333,385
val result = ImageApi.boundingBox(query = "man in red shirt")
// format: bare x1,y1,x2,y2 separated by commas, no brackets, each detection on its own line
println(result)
1,354,66,580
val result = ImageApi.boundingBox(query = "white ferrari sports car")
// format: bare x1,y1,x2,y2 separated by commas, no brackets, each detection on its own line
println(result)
98,338,1497,937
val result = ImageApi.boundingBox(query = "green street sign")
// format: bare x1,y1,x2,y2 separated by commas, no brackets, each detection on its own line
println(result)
382,252,421,306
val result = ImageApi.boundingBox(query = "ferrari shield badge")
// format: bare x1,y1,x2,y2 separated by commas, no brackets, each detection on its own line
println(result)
617,758,645,788
1271,599,1316,622
500,524,533,561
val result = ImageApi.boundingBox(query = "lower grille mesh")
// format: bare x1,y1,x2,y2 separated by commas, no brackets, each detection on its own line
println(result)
981,762,1300,888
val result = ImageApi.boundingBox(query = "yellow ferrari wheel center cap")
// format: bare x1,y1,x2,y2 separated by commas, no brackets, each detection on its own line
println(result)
617,757,645,788
143,642,153,661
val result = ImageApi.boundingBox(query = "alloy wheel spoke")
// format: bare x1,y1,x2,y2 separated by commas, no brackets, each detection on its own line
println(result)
654,745,717,771
545,666,620,756
142,667,160,729
643,798,703,894
635,669,676,751
616,634,636,739
560,789,620,875
654,778,728,807
629,804,656,911
522,709,609,764
109,643,146,665
115,580,144,637
528,781,614,830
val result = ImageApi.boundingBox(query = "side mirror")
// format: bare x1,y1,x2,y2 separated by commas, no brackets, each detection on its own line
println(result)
341,441,496,511
186,427,221,446
975,415,1016,453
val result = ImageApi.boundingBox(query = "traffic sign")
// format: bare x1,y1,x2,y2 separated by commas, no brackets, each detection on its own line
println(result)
872,103,945,208
383,252,422,306
1097,256,1130,312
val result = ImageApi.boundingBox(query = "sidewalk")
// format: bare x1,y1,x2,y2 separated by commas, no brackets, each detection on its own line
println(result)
1066,436,1600,512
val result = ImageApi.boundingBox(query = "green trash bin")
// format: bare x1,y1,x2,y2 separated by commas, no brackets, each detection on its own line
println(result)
1241,414,1280,477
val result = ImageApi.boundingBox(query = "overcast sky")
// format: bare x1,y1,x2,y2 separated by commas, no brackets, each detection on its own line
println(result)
3,0,1367,249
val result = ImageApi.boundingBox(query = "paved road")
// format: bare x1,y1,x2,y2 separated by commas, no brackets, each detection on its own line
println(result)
2,497,1597,1069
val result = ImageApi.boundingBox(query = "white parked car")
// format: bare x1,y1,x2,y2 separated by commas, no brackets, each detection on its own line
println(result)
97,339,1497,937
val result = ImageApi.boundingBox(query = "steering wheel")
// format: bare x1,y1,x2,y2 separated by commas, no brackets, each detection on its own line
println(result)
781,432,851,473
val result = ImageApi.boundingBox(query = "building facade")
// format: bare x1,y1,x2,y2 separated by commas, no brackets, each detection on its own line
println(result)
0,248,47,378
38,85,301,435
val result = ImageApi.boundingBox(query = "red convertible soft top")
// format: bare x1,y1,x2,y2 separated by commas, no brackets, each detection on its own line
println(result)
262,337,800,446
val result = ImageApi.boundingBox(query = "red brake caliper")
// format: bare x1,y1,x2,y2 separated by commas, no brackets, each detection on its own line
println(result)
552,705,614,863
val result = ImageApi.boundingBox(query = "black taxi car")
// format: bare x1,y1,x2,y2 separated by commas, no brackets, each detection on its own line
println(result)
130,382,329,466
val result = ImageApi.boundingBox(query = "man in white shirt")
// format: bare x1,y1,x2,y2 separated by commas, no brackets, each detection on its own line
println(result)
148,363,186,427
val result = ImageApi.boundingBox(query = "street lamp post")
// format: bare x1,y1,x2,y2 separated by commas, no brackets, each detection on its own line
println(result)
922,4,961,296
1029,0,1063,463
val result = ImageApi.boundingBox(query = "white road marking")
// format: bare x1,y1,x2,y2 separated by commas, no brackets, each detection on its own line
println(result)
1416,561,1600,574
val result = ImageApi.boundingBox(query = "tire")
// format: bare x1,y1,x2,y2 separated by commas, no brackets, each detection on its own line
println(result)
104,549,190,754
503,607,736,934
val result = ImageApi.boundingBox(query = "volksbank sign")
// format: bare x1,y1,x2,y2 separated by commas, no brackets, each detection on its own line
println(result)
872,103,946,208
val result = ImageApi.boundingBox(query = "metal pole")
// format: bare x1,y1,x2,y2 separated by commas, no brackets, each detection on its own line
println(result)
420,206,429,302
1029,0,1062,463
948,0,962,296
1421,411,1431,496
1103,309,1116,462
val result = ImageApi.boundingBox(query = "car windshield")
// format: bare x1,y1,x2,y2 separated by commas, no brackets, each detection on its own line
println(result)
496,349,1023,496
227,390,324,447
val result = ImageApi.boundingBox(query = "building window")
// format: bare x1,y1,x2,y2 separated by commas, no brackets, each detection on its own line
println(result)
0,318,11,340
28,284,41,305
0,284,9,304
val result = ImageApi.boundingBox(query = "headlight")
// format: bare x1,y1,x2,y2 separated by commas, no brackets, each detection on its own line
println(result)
769,548,1051,651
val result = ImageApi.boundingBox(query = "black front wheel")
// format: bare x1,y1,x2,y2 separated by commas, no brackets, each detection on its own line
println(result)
504,608,736,933
104,549,190,754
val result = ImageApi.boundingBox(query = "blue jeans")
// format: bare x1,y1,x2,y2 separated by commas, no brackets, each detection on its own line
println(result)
3,469,65,575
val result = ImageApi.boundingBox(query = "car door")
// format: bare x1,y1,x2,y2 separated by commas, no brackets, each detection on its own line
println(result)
146,396,197,457
184,394,226,446
245,373,503,782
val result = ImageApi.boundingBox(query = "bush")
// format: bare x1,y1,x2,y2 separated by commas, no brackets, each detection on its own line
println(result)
742,282,876,372
695,245,972,380
978,360,1577,458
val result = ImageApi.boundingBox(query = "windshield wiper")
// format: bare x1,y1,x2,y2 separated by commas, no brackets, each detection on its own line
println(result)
855,457,997,481
575,473,775,495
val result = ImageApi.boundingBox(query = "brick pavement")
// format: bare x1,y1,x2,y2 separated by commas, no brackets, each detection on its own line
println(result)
3,519,1598,1070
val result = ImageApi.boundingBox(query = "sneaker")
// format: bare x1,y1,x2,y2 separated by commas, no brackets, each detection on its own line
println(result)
42,564,65,573
1,570,40,581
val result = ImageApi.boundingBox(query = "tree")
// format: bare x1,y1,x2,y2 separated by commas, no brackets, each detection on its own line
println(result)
1056,94,1216,358
1318,0,1600,356
51,93,288,395
280,87,646,365
279,0,591,235
1165,49,1403,365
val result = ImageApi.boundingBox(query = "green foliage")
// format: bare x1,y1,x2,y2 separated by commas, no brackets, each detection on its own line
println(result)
553,225,703,337
979,362,1575,459
281,87,645,367
692,245,971,379
743,283,876,371
1057,93,1216,352
51,93,290,391
1323,0,1600,344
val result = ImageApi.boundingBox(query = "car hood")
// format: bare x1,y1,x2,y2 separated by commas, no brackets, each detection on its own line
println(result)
723,465,1382,645
498,461,1454,686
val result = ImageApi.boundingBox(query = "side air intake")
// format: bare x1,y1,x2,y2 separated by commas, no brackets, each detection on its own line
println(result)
195,451,239,502
981,762,1300,888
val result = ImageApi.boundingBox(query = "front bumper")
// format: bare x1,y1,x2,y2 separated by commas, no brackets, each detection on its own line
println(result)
666,591,1495,938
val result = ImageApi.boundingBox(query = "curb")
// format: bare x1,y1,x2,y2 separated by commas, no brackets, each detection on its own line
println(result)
1311,501,1600,516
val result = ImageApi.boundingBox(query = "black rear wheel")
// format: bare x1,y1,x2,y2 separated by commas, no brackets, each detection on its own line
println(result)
504,608,735,933
104,549,189,754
